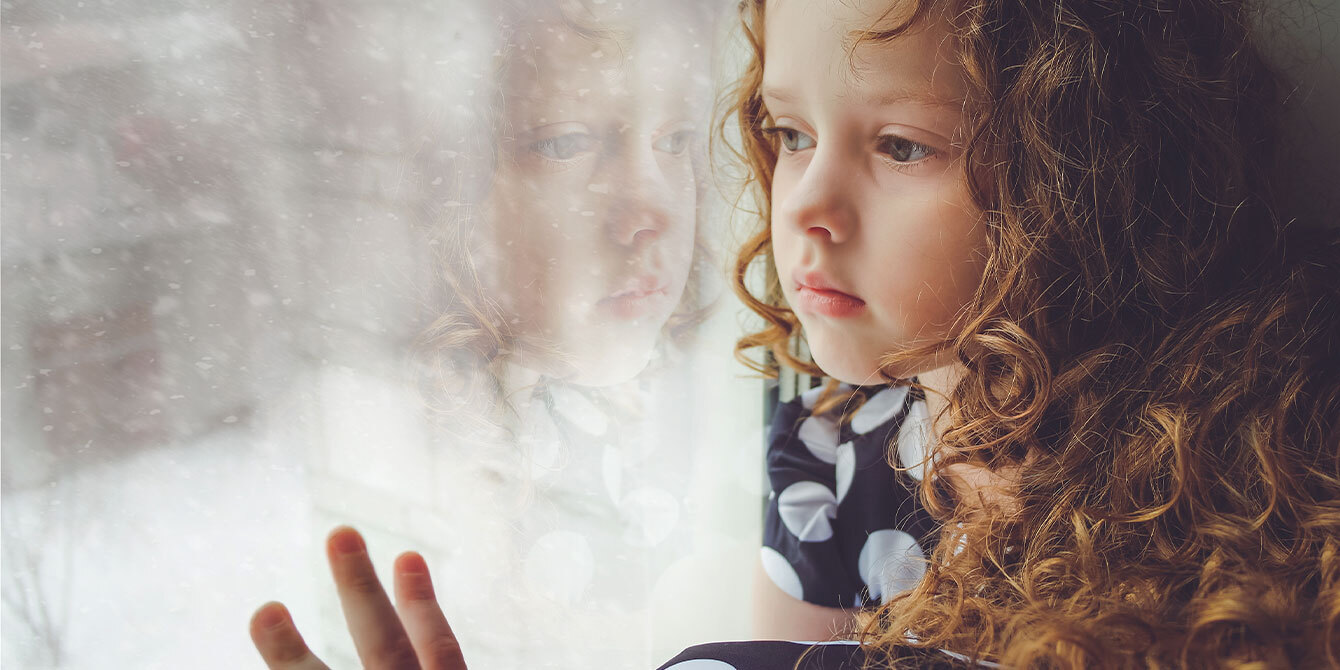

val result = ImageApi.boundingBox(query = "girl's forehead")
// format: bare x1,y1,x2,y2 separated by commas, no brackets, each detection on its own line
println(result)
763,0,966,109
499,17,707,108
765,0,920,39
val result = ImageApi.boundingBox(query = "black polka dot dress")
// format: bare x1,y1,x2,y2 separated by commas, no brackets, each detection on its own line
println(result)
761,382,940,609
653,382,998,670
656,640,978,669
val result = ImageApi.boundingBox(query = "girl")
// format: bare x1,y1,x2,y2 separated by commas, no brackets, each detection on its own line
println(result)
250,0,1340,667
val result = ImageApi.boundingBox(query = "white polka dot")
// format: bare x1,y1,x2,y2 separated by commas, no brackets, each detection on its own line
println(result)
519,403,564,480
663,660,739,670
797,414,840,464
548,386,608,436
834,442,856,504
850,385,911,434
620,486,680,547
777,481,838,542
759,546,804,601
799,384,827,410
523,531,594,605
799,382,854,410
896,398,931,481
602,444,622,504
858,529,926,603
523,435,563,480
949,523,969,557
941,648,1005,668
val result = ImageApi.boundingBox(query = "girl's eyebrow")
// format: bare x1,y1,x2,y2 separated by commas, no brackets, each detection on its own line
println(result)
864,87,961,109
762,84,959,110
760,85,796,104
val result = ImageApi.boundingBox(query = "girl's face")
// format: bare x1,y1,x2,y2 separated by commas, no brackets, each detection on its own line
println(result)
481,14,704,386
765,0,987,385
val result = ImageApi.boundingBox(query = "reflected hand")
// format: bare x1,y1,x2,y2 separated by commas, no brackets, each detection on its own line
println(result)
249,526,468,670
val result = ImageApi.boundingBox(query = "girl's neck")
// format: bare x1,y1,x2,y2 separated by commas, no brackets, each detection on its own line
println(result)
915,362,962,438
917,361,1022,510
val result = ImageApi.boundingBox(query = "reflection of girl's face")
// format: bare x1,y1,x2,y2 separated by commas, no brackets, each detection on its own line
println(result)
481,17,702,386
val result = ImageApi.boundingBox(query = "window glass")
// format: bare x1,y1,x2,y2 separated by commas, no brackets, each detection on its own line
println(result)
1,1,765,667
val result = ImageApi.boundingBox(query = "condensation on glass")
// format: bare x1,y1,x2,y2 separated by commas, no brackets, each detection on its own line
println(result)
0,1,765,668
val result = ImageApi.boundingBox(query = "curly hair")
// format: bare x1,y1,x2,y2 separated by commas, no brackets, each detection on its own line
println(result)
720,0,1340,666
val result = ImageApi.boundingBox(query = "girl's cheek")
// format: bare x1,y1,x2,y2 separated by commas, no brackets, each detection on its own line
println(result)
769,171,800,236
768,208,797,266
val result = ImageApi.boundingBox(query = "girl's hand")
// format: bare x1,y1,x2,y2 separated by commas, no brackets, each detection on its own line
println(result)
248,526,468,670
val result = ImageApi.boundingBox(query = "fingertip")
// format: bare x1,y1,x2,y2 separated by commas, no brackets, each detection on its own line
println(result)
395,550,429,575
327,525,365,556
250,601,319,666
394,551,438,602
250,601,290,640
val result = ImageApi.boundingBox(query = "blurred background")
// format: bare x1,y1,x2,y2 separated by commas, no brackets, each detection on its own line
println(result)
1,0,1336,668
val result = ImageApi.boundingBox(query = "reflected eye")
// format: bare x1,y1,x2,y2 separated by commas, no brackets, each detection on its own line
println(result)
653,129,695,155
529,133,597,161
877,135,936,163
762,127,815,153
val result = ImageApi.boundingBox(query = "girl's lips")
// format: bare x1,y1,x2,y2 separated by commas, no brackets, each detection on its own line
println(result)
794,285,866,317
792,270,866,317
598,280,670,320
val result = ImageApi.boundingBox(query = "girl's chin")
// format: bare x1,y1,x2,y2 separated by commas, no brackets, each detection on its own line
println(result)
561,336,660,387
807,343,884,386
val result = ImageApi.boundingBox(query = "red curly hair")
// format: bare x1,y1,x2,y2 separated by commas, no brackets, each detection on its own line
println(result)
720,0,1340,666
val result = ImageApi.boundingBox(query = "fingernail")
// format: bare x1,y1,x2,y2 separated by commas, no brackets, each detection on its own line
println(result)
257,603,287,630
331,527,364,555
399,551,428,575
397,552,436,601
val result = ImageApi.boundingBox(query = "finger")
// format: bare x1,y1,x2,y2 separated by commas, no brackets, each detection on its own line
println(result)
326,526,420,670
249,601,331,670
393,552,468,670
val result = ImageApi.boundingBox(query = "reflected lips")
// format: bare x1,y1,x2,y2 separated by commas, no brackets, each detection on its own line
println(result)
599,275,669,319
793,271,866,317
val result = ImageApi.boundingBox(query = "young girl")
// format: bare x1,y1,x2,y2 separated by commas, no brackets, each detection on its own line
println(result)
249,0,1340,667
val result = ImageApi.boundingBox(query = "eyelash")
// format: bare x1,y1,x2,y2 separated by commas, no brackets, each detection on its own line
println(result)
525,129,697,167
528,132,597,162
760,126,940,172
876,135,938,165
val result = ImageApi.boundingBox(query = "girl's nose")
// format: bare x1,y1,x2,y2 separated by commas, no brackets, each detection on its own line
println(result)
610,195,669,248
777,149,856,244
605,150,677,249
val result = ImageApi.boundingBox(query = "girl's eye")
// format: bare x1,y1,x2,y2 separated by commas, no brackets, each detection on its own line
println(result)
653,129,695,155
529,132,597,161
877,135,936,163
762,127,815,153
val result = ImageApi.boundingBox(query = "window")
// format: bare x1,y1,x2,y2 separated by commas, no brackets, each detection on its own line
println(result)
1,1,766,666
